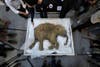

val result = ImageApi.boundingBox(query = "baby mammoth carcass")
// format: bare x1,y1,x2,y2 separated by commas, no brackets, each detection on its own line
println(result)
29,23,68,50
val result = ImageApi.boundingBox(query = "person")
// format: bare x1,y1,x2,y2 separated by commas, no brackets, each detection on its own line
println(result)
56,59,62,67
59,0,97,18
77,0,98,16
59,0,74,18
50,56,57,67
22,0,38,24
37,0,49,18
91,10,100,24
88,0,97,6
5,0,28,18
59,0,84,18
0,0,10,11
42,60,49,67
72,0,99,31
23,0,49,25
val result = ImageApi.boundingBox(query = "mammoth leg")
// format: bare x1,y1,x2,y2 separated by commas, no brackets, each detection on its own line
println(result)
29,39,37,49
49,37,59,49
55,41,59,49
48,37,55,49
49,42,54,50
39,40,44,51
49,41,59,50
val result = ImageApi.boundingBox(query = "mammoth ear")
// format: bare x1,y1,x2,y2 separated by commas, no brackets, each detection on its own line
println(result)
56,25,64,30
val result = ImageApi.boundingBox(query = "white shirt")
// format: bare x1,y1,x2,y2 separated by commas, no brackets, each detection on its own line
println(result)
5,0,26,14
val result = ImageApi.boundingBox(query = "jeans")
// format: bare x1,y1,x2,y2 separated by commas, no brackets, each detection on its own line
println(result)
36,0,49,18
59,0,74,18
38,4,48,18
26,6,34,22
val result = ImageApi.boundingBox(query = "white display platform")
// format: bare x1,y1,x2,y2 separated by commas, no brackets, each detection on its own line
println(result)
23,18,74,58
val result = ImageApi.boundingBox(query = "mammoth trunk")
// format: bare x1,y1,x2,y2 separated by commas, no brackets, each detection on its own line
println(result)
29,40,36,49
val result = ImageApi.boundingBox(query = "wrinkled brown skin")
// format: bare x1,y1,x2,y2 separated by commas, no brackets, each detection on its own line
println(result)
29,23,68,50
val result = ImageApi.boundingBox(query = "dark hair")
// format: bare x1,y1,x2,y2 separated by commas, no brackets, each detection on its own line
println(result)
23,0,38,6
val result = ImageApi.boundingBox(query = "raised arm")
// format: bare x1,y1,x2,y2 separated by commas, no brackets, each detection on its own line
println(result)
5,0,20,14
5,0,28,15
19,0,26,8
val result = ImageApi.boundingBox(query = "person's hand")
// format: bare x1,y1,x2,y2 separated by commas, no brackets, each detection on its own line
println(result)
19,11,28,16
26,3,34,8
38,0,43,4
89,0,97,6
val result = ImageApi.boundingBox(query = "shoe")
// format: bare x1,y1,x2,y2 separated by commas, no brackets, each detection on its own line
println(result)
18,14,28,19
8,40,17,44
7,32,17,38
5,6,10,12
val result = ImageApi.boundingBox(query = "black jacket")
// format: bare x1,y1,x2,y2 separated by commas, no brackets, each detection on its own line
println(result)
23,0,38,6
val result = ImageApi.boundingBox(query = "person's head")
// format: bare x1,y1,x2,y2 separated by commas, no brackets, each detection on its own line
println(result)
57,59,61,64
91,11,100,24
89,0,97,5
43,59,47,64
51,56,56,60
